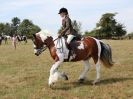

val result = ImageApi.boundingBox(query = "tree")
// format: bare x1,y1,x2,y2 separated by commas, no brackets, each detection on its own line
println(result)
18,19,41,38
0,17,41,37
0,23,12,35
85,30,97,37
0,23,5,35
114,23,126,38
86,13,127,39
3,23,11,35
97,13,117,38
129,32,133,36
11,17,21,35
18,19,33,35
11,17,20,27
72,20,82,34
127,32,133,39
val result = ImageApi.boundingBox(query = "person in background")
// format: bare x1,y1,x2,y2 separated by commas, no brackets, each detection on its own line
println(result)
12,34,17,50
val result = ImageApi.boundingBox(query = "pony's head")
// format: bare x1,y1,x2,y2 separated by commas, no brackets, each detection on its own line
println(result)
32,30,53,56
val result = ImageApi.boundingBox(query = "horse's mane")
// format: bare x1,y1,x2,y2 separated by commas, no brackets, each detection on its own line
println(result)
37,30,51,37
36,30,52,41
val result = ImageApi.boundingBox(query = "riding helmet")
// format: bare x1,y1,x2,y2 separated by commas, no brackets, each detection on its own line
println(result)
58,7,68,14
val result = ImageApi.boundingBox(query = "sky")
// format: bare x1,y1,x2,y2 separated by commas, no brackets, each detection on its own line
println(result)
0,0,133,36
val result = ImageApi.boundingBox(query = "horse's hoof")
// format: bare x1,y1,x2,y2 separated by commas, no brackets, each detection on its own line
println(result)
49,82,55,88
64,75,68,80
92,79,100,85
62,73,69,80
78,78,85,83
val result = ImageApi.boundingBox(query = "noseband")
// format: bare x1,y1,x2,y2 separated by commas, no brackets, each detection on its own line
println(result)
34,37,59,54
34,45,47,54
39,45,48,52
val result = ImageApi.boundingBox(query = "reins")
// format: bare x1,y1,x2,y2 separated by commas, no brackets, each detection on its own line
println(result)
41,37,61,52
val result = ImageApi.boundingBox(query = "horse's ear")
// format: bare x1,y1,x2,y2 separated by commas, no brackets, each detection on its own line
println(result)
33,34,36,38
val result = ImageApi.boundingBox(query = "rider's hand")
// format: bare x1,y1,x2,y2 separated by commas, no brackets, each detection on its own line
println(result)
58,34,62,38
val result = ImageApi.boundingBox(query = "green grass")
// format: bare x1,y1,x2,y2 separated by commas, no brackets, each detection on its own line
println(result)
0,40,133,99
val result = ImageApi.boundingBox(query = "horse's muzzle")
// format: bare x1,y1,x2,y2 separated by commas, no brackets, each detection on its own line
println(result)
34,46,47,56
35,53,39,56
34,49,41,56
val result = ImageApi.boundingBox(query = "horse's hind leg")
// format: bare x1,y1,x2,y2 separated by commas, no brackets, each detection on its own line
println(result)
93,57,101,85
92,39,101,85
78,59,91,83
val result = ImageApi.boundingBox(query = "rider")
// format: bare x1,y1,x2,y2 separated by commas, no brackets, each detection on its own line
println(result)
58,7,76,49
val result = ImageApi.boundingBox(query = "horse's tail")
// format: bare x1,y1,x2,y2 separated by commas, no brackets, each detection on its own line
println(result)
100,41,114,68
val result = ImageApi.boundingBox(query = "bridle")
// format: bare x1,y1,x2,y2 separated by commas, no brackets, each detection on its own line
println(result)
34,37,59,54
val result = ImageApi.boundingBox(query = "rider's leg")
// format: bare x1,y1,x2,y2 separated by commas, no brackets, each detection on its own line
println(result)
67,34,75,44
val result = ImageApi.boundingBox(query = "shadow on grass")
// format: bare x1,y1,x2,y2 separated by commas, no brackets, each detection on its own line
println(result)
52,77,133,90
96,77,133,85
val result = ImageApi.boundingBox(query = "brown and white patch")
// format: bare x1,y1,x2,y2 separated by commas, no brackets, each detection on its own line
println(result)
78,42,84,50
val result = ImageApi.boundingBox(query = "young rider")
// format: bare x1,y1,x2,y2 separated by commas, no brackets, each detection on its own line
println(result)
58,8,76,48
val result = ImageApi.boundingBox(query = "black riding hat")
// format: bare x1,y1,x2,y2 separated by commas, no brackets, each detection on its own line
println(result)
58,8,68,14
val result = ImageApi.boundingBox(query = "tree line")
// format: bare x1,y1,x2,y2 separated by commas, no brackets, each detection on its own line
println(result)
85,13,127,39
0,13,132,39
0,17,41,38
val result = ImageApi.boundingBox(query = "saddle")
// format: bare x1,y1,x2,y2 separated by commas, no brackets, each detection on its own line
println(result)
64,36,81,62
56,35,82,61
64,34,81,49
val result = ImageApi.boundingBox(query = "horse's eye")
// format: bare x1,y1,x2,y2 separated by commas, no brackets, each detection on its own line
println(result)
33,40,36,45
32,38,35,42
33,44,37,49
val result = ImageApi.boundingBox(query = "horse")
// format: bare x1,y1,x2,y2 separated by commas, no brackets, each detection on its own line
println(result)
2,35,11,44
17,35,27,44
22,35,27,43
0,35,2,45
32,30,114,87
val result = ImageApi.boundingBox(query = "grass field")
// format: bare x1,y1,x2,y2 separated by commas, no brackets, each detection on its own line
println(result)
0,40,133,99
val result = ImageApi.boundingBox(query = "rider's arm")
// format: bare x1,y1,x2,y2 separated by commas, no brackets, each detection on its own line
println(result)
60,18,71,36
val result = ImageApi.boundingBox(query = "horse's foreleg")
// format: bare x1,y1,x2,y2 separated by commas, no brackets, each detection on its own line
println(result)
93,59,100,85
49,61,62,86
78,60,91,83
48,53,68,86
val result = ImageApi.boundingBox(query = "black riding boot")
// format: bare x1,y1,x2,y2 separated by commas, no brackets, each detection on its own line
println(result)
65,42,71,50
